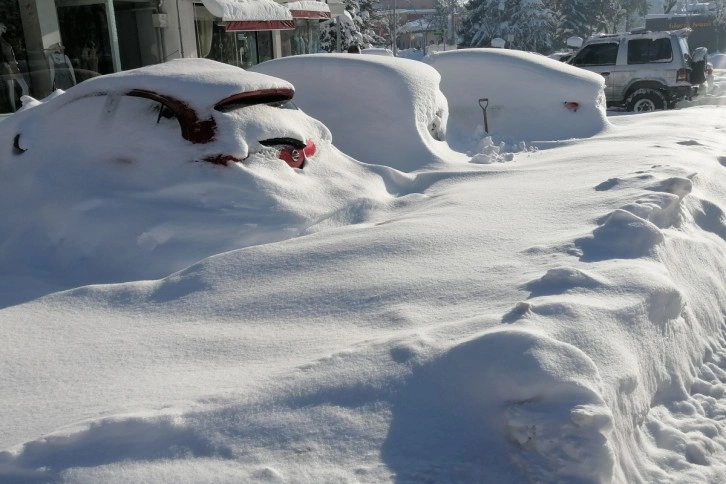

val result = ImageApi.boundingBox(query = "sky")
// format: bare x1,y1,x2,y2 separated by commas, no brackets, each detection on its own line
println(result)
1,52,726,483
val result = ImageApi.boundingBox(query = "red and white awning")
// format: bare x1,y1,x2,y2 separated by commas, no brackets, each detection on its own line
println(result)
201,0,295,30
284,0,331,19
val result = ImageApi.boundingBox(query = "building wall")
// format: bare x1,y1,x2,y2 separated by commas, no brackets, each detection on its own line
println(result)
377,0,436,10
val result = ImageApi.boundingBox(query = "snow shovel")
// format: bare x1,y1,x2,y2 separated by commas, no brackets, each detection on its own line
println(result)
479,98,489,133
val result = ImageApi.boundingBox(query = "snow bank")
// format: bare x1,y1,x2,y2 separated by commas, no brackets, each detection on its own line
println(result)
424,48,609,149
362,47,393,56
251,53,468,171
2,57,726,484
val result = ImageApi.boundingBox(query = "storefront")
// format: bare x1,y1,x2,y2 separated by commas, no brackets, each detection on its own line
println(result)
279,1,330,57
1,0,163,115
193,0,292,68
192,0,330,67
1,0,330,116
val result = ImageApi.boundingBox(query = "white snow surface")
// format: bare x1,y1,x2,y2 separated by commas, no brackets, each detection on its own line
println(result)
1,59,726,484
283,0,330,13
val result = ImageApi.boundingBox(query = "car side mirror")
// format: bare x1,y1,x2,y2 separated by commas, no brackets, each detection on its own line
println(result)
567,36,583,49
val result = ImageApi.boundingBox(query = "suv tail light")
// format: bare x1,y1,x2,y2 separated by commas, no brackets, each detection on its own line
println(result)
676,68,688,82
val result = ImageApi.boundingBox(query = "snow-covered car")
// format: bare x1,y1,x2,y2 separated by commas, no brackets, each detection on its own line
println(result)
7,58,323,169
250,53,467,172
424,48,608,147
0,58,352,284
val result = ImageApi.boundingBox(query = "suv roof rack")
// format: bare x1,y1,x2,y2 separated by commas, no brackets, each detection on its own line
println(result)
587,27,691,42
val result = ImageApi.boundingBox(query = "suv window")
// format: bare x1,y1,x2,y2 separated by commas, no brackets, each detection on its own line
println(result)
572,42,619,66
679,37,691,61
627,38,672,64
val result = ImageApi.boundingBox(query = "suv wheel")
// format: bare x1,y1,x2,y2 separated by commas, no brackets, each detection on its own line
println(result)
626,89,666,112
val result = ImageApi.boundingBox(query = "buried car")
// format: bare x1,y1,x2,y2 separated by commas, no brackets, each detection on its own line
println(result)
250,54,468,172
0,59,376,287
8,58,324,169
423,48,609,147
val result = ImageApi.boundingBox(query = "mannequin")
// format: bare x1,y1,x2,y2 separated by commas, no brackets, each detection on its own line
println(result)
47,43,76,91
0,22,29,111
80,42,98,73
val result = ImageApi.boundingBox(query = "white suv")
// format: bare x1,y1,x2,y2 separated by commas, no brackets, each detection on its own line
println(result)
569,29,707,112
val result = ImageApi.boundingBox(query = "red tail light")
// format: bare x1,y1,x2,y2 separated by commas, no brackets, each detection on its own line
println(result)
677,68,688,82
564,102,579,112
278,140,315,169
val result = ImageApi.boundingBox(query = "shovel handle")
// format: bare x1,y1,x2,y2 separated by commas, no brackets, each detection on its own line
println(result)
479,98,489,110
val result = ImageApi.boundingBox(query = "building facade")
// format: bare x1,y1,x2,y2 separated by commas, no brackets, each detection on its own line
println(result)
0,0,339,115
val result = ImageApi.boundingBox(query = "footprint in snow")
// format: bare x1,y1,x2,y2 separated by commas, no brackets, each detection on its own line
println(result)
523,267,608,297
575,209,664,261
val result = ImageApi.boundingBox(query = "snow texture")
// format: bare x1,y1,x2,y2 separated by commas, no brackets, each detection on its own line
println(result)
1,58,726,484
199,0,293,21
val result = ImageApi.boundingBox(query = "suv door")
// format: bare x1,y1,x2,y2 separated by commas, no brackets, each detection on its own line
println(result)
570,41,619,101
610,37,674,103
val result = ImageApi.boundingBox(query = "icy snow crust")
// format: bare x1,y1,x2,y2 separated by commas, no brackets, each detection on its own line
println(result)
425,48,609,147
1,60,726,483
251,53,469,171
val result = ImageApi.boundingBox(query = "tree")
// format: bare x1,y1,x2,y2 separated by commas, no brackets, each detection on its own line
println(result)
547,0,599,43
459,0,518,47
511,0,555,52
319,0,386,52
434,0,463,45
663,0,677,13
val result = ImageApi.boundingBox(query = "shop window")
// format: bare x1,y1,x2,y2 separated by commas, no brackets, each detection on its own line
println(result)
0,0,111,115
194,6,273,69
57,5,112,79
1,0,32,114
281,20,321,57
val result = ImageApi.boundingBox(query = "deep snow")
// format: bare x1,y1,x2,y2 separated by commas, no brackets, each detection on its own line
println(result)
0,56,726,483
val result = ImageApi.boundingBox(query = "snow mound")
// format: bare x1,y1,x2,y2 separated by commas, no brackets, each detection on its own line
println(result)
250,53,468,171
383,328,615,482
424,48,609,149
577,209,665,260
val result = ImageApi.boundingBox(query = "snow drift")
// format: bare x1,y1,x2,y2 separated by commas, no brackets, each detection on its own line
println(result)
1,60,726,484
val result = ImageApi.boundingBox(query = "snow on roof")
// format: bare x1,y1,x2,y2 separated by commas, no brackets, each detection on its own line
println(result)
586,28,691,43
200,0,293,21
43,58,293,116
400,17,437,33
283,0,330,13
